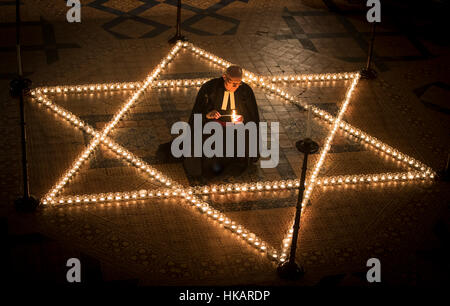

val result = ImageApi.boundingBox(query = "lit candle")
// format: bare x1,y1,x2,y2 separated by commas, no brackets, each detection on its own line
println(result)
230,110,242,123
231,110,237,122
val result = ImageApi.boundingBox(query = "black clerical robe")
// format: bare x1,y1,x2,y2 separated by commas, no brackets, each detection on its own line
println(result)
188,77,260,126
184,77,260,176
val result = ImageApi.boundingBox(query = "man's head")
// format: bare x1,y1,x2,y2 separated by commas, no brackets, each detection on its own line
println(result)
223,65,242,92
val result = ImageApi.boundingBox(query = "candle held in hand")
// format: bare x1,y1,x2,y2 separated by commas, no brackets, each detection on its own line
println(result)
231,110,242,123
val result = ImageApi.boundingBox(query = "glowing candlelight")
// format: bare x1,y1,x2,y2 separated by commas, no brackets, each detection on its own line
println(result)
231,110,242,123
231,110,237,122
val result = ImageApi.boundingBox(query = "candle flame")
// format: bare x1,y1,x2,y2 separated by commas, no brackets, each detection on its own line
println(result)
231,110,238,123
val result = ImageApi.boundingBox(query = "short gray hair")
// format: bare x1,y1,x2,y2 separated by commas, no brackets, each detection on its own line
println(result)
224,65,242,78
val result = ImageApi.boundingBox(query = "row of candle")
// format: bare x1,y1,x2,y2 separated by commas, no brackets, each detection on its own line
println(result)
32,72,353,95
31,72,351,97
33,82,142,95
265,73,357,83
51,170,431,205
32,79,207,95
191,171,432,194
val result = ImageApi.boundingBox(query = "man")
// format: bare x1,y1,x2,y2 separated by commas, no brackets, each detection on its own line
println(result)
184,65,260,177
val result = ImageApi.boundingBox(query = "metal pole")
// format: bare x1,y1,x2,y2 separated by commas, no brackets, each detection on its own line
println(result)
366,22,376,71
361,22,377,79
278,137,318,280
11,0,39,211
16,0,29,199
175,0,181,38
288,150,308,265
18,84,30,199
168,0,187,44
16,0,23,77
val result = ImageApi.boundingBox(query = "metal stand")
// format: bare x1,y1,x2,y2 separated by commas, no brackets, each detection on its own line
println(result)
360,23,377,79
278,138,319,280
11,0,39,212
168,0,187,44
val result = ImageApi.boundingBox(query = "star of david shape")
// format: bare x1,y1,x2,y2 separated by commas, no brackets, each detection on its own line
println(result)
30,41,436,265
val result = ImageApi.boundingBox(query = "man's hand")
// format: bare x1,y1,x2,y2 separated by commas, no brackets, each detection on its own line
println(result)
206,110,221,119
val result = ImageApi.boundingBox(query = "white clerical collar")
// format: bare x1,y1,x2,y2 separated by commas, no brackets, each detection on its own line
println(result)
221,90,235,110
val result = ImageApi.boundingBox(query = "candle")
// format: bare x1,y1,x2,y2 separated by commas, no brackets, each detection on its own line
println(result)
306,106,311,138
231,110,242,123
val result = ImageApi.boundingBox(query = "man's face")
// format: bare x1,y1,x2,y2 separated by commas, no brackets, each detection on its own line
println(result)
223,74,242,92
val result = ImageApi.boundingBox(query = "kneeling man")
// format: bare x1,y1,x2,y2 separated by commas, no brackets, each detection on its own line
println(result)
184,65,260,177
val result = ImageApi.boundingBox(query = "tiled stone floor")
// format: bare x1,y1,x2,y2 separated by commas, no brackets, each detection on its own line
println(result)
2,0,449,287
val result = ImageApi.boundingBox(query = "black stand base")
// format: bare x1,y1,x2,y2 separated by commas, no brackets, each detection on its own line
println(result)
296,138,319,154
360,68,377,79
15,196,40,212
277,261,305,280
10,77,31,97
168,34,187,44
